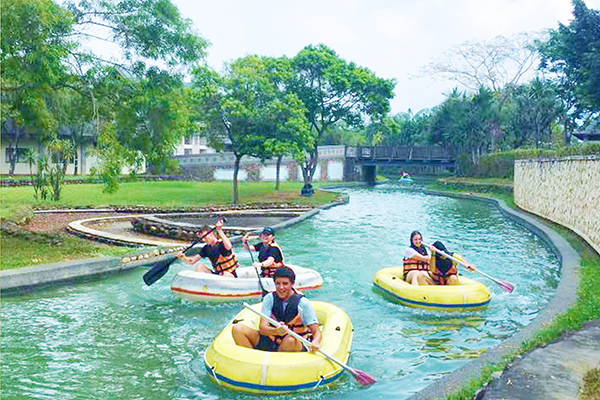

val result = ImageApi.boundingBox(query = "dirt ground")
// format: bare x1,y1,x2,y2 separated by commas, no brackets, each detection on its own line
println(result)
24,212,124,234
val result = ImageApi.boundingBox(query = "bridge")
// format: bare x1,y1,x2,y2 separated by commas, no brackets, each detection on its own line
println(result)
343,145,456,183
174,145,455,183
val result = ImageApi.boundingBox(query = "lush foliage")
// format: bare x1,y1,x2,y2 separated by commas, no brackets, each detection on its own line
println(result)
192,56,314,203
1,0,207,193
539,0,600,126
289,44,395,185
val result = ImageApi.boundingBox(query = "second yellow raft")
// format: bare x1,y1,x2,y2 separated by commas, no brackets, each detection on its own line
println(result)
373,267,491,311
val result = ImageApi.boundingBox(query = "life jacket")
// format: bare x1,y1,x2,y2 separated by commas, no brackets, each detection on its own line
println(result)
260,241,285,278
268,293,311,341
431,253,460,285
403,245,430,279
213,241,239,276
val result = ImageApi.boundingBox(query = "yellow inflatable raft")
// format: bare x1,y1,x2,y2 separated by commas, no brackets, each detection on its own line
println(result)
373,267,491,311
204,301,353,394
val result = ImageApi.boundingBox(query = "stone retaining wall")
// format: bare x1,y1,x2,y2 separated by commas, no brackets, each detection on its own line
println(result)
514,155,600,255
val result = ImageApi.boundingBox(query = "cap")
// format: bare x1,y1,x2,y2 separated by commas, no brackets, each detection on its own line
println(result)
260,227,275,236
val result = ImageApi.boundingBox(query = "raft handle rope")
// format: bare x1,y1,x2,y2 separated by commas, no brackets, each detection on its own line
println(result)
314,375,324,389
209,364,220,385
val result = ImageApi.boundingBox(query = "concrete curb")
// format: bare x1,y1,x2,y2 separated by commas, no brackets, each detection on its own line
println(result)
0,194,350,296
403,188,581,400
0,253,178,296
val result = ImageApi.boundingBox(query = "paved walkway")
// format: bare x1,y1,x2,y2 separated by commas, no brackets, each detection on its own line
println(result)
480,320,600,400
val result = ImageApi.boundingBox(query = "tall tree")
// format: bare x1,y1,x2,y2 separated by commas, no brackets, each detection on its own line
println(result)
193,56,311,204
421,32,541,91
538,0,600,138
289,44,395,194
502,79,560,148
1,0,76,175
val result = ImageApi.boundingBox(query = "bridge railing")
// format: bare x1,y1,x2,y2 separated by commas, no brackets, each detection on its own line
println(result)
346,146,455,161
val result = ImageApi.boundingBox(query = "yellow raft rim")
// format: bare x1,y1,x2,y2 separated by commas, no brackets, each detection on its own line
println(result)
204,301,353,394
373,267,491,311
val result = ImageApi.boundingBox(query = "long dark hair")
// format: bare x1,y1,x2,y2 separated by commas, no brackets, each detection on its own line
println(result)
410,231,427,255
433,240,453,274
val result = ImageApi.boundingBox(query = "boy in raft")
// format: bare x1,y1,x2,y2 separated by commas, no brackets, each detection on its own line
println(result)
232,267,322,352
403,231,435,285
430,240,476,285
242,227,285,277
176,218,239,277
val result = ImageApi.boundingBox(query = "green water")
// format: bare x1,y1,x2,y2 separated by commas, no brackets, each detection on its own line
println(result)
1,185,560,399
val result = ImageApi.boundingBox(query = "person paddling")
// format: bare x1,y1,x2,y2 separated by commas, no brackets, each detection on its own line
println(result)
430,241,476,285
242,227,285,277
232,267,322,352
176,219,239,277
403,231,434,285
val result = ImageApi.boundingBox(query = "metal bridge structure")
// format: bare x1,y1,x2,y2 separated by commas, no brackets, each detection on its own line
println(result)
343,146,456,183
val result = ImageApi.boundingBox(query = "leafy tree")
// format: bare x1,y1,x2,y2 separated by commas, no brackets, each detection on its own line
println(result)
379,109,432,146
1,0,76,175
538,0,600,137
2,0,208,192
428,89,494,171
289,44,395,193
502,79,561,148
193,56,312,203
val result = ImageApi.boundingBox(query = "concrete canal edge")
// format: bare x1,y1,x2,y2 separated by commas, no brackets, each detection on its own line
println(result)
404,188,582,400
0,184,583,400
0,190,349,296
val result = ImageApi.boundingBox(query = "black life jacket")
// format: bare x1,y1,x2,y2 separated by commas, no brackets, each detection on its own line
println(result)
270,294,310,336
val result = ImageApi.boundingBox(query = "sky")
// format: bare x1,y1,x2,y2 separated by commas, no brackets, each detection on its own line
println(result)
169,0,600,115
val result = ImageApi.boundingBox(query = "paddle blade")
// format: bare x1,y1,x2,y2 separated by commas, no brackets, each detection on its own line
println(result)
498,280,515,293
352,369,377,387
143,257,176,286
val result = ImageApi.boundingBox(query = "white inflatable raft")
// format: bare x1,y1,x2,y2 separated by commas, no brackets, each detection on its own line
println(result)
170,264,323,302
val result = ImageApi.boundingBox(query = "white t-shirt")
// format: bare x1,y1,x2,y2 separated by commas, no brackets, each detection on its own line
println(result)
404,246,430,259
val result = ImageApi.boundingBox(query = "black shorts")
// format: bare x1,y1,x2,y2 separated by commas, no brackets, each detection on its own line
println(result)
256,335,279,352
255,334,312,352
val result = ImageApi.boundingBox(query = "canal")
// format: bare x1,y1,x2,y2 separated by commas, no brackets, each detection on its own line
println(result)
1,185,560,399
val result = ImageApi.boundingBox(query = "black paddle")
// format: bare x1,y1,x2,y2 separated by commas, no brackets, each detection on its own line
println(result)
143,225,217,286
247,245,268,297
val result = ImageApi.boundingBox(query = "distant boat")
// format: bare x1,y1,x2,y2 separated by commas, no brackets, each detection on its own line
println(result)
398,174,413,184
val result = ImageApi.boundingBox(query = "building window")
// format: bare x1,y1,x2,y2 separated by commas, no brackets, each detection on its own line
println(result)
184,136,192,145
184,148,192,155
5,147,28,164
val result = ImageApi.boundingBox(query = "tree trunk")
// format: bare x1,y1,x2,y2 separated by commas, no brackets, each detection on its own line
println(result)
275,155,283,190
300,149,319,196
6,121,23,176
232,155,242,205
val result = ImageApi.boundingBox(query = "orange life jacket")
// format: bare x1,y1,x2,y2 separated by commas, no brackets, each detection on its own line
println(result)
431,253,459,285
403,246,430,279
213,243,239,276
261,241,285,278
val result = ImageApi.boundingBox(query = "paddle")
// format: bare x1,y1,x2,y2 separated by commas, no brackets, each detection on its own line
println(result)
247,244,268,297
425,242,515,293
242,302,377,387
143,225,216,286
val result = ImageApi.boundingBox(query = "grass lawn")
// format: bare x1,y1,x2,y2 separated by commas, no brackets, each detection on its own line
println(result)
1,180,341,270
0,180,340,219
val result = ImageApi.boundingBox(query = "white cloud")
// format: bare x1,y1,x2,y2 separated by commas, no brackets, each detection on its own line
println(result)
174,0,600,113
